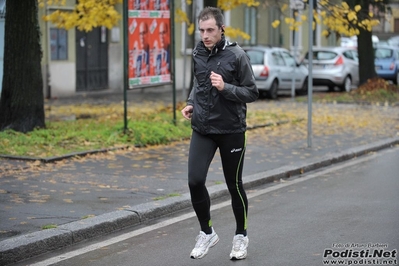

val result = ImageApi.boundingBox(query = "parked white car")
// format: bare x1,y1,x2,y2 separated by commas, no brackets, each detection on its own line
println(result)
340,35,379,48
243,46,309,99
303,47,359,92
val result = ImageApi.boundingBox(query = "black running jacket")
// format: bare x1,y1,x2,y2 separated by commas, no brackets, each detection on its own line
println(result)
187,36,259,135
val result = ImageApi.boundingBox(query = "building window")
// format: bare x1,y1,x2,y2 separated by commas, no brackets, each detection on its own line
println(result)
0,0,5,19
244,7,257,45
50,28,68,60
268,6,281,46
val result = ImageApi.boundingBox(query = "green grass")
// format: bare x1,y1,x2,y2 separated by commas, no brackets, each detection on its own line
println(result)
1,84,397,159
81,215,96,219
296,80,399,104
0,103,296,158
153,193,181,201
351,88,399,103
0,114,193,158
296,89,399,104
41,224,57,230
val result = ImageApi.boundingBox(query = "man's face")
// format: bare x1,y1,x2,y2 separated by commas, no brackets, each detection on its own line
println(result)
159,23,168,48
139,23,148,49
199,18,223,50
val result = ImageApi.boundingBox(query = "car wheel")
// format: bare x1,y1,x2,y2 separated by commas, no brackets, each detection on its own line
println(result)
258,90,268,99
395,72,399,85
267,79,278,99
340,76,352,92
297,77,308,96
328,85,335,92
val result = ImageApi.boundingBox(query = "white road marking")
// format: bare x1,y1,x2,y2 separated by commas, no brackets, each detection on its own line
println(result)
28,148,394,266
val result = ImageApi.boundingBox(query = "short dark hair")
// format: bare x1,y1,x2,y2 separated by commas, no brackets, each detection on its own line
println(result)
198,6,224,29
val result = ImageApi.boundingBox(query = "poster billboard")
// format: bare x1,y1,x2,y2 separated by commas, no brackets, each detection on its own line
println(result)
128,0,171,88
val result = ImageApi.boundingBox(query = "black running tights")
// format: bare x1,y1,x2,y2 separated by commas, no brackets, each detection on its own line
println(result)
188,130,248,236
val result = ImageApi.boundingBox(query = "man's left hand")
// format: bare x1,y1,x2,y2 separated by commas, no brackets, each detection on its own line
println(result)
210,71,225,91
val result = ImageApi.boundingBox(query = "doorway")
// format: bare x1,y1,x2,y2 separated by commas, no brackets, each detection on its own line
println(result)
76,27,108,91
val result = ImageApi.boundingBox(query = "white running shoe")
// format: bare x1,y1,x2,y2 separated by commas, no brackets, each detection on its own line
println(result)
230,234,249,260
190,228,219,259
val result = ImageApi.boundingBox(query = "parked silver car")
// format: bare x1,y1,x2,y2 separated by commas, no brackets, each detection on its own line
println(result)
303,47,359,92
243,46,308,99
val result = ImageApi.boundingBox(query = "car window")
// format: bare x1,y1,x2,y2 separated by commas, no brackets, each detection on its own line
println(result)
375,48,393,59
352,51,359,61
343,51,354,60
271,52,285,66
388,36,399,46
245,50,264,64
305,51,337,60
281,51,296,67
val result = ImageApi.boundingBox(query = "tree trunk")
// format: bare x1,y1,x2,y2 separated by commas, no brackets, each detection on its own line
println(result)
357,28,377,86
346,0,378,86
204,0,218,7
0,0,45,133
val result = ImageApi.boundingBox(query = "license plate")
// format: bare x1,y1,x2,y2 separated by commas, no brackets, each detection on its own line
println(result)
313,64,325,69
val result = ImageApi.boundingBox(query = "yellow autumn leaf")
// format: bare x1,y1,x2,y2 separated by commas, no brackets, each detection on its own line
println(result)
285,17,294,24
272,20,280,28
348,11,357,22
188,24,195,35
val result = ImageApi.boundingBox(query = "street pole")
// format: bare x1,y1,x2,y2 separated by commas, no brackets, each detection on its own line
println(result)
44,1,51,99
170,0,177,125
181,0,187,100
307,0,314,148
291,9,298,99
123,0,128,133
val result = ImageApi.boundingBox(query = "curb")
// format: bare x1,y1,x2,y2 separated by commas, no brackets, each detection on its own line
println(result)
0,147,130,164
1,137,399,265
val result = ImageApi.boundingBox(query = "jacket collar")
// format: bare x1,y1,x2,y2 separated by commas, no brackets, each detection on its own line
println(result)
208,35,227,55
194,35,235,57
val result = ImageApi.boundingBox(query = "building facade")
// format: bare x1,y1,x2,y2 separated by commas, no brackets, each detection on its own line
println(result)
1,0,399,98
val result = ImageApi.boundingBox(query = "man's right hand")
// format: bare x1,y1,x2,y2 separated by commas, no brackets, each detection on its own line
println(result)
181,105,193,120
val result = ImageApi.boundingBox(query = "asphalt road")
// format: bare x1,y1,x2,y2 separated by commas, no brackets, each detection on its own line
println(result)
14,145,399,266
2,97,398,242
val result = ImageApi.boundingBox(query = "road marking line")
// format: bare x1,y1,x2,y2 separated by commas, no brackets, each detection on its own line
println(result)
28,149,393,266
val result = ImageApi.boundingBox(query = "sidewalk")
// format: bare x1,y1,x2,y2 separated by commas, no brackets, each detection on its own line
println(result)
1,88,399,265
